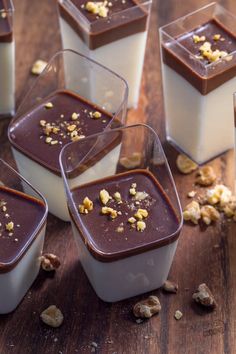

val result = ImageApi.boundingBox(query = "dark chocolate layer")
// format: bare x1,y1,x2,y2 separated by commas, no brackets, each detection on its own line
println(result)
70,169,181,262
58,0,149,49
162,19,236,94
0,0,13,42
9,90,114,175
0,186,46,272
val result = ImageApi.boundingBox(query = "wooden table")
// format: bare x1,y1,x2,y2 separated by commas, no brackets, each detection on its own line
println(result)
0,0,236,353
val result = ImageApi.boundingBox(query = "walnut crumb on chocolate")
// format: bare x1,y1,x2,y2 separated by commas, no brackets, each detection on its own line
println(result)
128,217,136,224
136,220,146,232
100,189,111,205
71,112,79,120
101,207,117,219
213,34,221,41
92,111,102,119
134,209,148,220
6,221,14,232
79,197,93,214
85,1,109,18
44,102,53,109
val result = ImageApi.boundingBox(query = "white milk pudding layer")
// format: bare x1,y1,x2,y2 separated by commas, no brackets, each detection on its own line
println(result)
71,221,178,302
162,64,235,164
59,17,147,109
12,144,121,221
0,39,15,116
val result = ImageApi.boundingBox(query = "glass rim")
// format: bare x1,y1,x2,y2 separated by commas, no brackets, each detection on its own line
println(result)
58,0,152,28
9,49,129,129
0,159,48,269
59,123,183,243
159,2,236,70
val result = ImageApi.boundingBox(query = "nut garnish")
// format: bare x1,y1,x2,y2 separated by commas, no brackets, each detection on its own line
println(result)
119,152,142,169
176,154,198,174
44,102,53,109
71,112,79,120
40,305,64,328
79,196,93,214
163,280,178,293
101,207,117,219
134,209,148,220
188,190,196,198
193,35,206,43
200,205,220,225
192,283,216,308
174,310,183,320
183,201,201,225
113,192,121,202
128,217,136,224
213,34,221,41
129,188,136,196
133,296,161,319
136,220,146,232
40,253,61,272
196,166,216,186
31,59,47,75
85,1,109,18
207,184,232,207
100,189,110,205
135,191,149,201
5,221,14,232
92,111,102,119
199,41,228,62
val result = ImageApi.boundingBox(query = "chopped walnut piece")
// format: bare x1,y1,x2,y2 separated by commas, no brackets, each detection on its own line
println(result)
101,207,117,219
92,111,102,119
192,283,216,308
135,191,149,201
40,253,61,271
163,280,178,293
6,221,14,232
40,120,46,127
129,188,136,196
67,124,76,132
44,102,53,109
134,209,148,220
100,189,110,205
188,190,196,198
137,220,146,232
176,154,198,174
133,296,161,319
128,217,136,224
50,140,58,146
174,310,183,320
207,184,232,207
113,192,121,202
79,196,93,214
196,166,216,186
45,137,53,144
222,196,236,217
200,205,220,225
199,41,228,62
119,152,142,169
183,201,201,225
71,112,79,120
85,1,109,18
193,34,206,43
213,34,221,41
31,59,47,75
40,305,64,328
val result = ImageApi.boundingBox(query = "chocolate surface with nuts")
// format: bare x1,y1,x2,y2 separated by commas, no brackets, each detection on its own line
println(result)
0,186,46,271
70,169,180,261
9,90,113,175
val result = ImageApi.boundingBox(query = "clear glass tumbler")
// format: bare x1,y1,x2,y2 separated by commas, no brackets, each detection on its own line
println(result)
60,124,183,302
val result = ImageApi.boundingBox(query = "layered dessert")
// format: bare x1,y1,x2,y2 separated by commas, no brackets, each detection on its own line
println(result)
0,0,15,117
160,3,236,164
9,90,122,221
57,0,151,108
0,185,47,314
69,169,181,301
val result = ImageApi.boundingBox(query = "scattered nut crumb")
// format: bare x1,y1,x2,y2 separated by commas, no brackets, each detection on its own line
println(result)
213,34,221,41
193,34,206,43
133,296,161,319
113,192,121,202
71,112,79,120
40,305,64,328
174,310,183,320
85,1,109,17
136,220,146,232
207,184,232,207
40,253,61,272
92,111,102,119
101,207,117,219
31,59,47,75
44,102,53,109
183,201,201,224
129,188,136,196
135,191,149,201
176,154,198,174
192,283,216,308
134,209,148,220
6,221,14,232
79,197,93,214
128,217,136,224
200,205,220,225
163,280,178,293
188,191,196,198
100,189,110,205
196,166,216,186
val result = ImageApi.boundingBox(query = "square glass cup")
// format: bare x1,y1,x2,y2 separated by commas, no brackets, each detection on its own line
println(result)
57,0,152,109
60,124,183,302
0,159,48,314
160,2,236,164
0,0,15,118
8,49,128,221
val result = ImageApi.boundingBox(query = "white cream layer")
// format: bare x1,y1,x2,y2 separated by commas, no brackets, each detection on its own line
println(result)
0,41,15,116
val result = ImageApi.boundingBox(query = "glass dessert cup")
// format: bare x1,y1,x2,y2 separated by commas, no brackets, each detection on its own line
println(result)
57,0,152,109
160,2,236,164
8,49,128,221
0,159,48,314
0,0,15,118
60,124,183,302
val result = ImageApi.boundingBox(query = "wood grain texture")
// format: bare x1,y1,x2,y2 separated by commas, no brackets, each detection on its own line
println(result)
0,0,236,353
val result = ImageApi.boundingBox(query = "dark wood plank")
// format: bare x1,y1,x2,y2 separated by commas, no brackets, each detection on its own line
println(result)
0,0,236,353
